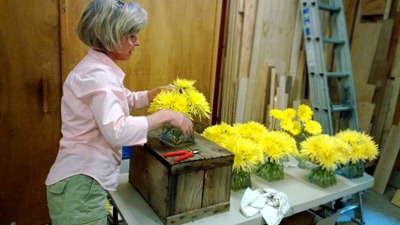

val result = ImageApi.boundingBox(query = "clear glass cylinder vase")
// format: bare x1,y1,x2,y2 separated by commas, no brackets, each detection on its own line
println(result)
256,160,284,182
160,124,195,147
308,166,337,188
231,170,251,191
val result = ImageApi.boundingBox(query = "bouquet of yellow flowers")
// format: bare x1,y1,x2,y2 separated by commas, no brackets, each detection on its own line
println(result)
300,135,351,171
202,121,265,173
148,78,211,147
300,134,351,188
335,129,379,164
335,129,379,178
269,104,322,168
202,121,266,190
269,104,322,139
149,78,211,120
256,130,298,181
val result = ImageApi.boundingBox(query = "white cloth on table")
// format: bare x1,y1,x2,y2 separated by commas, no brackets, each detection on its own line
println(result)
240,187,291,225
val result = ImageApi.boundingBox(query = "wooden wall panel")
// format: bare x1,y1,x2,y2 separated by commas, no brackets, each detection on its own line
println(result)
0,1,61,224
61,0,222,122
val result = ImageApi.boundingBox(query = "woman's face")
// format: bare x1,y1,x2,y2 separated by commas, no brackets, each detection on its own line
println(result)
107,34,140,61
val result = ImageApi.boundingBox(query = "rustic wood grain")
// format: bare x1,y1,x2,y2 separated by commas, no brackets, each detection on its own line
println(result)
361,0,387,16
0,1,61,224
129,129,233,224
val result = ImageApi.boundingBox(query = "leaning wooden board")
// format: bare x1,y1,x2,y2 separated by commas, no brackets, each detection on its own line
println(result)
371,125,400,194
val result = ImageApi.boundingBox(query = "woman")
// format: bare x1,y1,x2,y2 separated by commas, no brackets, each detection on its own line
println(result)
45,0,193,224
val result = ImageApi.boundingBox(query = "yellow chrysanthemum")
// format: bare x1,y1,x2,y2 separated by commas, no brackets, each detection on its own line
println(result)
269,109,284,119
282,108,297,120
233,121,268,142
148,90,191,118
259,131,298,163
279,118,294,132
186,89,211,120
202,122,236,145
300,135,351,170
297,104,313,122
224,138,264,172
149,78,211,120
335,129,379,163
172,77,196,91
202,122,266,172
304,120,322,135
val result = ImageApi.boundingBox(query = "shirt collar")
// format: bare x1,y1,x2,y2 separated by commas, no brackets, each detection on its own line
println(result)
88,49,126,82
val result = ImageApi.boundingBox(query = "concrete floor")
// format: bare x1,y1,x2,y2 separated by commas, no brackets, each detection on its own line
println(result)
337,185,400,225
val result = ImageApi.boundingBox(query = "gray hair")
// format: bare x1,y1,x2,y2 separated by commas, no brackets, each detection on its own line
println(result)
77,0,147,52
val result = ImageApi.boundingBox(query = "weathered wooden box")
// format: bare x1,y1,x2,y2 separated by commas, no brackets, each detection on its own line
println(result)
129,130,234,225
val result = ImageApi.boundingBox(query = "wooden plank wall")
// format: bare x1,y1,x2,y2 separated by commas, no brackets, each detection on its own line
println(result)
219,0,400,176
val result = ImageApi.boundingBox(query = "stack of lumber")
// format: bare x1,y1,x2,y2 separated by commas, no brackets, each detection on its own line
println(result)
220,0,302,129
219,0,400,192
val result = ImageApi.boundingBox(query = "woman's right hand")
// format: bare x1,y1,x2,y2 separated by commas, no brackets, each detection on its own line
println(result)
146,110,193,137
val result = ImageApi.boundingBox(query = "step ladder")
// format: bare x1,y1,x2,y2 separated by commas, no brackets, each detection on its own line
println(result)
300,0,359,135
300,1,364,225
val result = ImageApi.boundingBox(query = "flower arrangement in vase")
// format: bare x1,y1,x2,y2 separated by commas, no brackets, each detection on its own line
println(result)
269,104,322,168
148,78,211,147
202,121,265,191
335,129,379,179
300,134,351,188
256,130,298,181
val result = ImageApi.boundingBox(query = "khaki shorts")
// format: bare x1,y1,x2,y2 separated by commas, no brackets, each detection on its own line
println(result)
46,174,107,225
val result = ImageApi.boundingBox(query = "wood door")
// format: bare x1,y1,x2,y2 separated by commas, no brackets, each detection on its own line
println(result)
61,0,223,122
0,1,61,224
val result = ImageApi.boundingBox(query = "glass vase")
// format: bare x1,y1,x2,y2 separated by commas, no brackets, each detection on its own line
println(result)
256,160,284,182
297,157,308,169
307,166,337,188
295,133,308,169
337,161,364,179
160,124,195,147
231,170,251,191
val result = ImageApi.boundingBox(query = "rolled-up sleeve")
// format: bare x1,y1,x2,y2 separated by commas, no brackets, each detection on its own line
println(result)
124,88,149,111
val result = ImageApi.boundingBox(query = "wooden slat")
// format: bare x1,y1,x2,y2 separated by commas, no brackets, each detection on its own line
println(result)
268,68,277,130
351,22,382,102
344,0,360,40
361,0,387,16
357,102,375,133
244,0,297,122
391,189,400,207
369,19,393,84
234,78,248,123
289,1,302,86
238,0,257,79
220,0,241,123
371,125,400,194
371,79,394,145
243,0,266,122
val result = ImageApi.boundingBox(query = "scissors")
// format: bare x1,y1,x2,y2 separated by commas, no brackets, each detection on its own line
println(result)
163,149,200,162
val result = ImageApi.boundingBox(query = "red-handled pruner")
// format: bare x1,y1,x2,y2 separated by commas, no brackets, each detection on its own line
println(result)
163,149,200,162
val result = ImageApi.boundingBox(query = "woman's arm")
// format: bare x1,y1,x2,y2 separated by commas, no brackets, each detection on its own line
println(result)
147,85,172,102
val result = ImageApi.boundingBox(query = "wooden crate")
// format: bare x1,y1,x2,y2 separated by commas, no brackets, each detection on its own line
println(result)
129,130,234,225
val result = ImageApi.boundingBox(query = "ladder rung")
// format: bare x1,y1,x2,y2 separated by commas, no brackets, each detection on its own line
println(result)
322,38,345,45
332,105,351,112
326,72,349,78
318,2,341,12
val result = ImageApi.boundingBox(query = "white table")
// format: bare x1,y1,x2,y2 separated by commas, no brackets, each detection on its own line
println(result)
108,167,374,225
